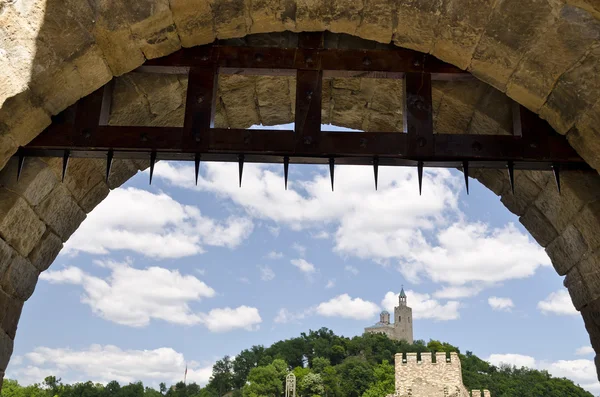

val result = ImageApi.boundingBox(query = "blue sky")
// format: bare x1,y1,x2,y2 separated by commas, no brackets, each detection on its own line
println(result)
6,145,599,393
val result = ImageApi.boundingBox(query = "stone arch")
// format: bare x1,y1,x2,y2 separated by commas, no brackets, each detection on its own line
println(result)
1,0,600,386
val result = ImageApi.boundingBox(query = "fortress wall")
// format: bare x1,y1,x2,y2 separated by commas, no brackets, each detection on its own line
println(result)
395,352,465,391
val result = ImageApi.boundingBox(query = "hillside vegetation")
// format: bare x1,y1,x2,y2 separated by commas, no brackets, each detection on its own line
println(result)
2,328,593,397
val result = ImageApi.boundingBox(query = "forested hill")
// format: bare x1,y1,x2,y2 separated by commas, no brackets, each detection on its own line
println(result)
2,328,593,397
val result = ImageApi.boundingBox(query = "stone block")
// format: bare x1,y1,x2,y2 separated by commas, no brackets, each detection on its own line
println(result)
249,0,293,34
0,329,13,372
256,76,293,126
564,265,593,310
0,133,18,173
356,0,394,43
0,90,51,147
108,160,141,190
432,0,495,69
393,0,442,53
296,0,330,31
93,27,146,77
507,5,600,112
213,0,250,39
34,185,86,242
43,158,105,204
170,0,216,47
28,230,63,273
546,224,588,275
472,169,510,197
519,205,559,247
330,0,363,34
0,289,23,339
130,6,181,59
0,157,58,207
574,200,600,251
219,75,261,128
79,182,110,214
570,101,600,172
540,44,600,134
0,255,39,301
500,172,544,216
0,239,14,281
576,250,600,304
470,0,561,92
0,189,46,257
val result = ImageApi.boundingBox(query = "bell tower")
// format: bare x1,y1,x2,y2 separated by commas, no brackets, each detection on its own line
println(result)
393,287,413,343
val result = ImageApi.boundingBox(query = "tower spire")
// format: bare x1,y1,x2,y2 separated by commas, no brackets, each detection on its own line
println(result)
399,285,407,306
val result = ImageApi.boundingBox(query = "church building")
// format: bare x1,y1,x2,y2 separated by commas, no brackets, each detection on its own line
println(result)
364,288,413,343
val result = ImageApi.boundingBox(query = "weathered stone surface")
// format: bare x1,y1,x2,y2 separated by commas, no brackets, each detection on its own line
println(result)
107,160,141,189
170,0,215,47
500,173,544,216
79,182,110,213
0,90,51,147
574,200,600,251
27,230,62,273
565,265,592,310
433,80,487,134
0,240,15,281
34,185,86,242
0,329,13,372
0,190,46,257
546,224,588,275
256,76,293,125
356,0,393,43
0,134,18,173
540,45,600,134
295,0,330,31
0,255,38,301
519,205,559,247
472,169,510,196
214,0,251,39
393,0,441,53
249,0,293,34
569,96,600,172
577,250,600,304
0,289,23,339
43,158,105,204
0,157,58,207
470,0,561,91
330,0,363,34
219,75,261,128
507,5,600,112
432,0,494,69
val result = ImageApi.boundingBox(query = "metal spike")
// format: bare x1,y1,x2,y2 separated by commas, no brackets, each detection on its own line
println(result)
417,161,423,195
462,161,469,195
62,150,70,182
373,157,379,191
238,154,244,187
552,162,561,194
284,156,289,190
17,148,25,182
106,150,114,183
329,157,335,192
194,154,201,186
507,161,515,194
149,151,157,185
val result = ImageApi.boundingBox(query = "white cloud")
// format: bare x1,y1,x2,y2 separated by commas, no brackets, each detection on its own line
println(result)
488,297,514,312
433,285,482,299
266,251,283,260
153,162,549,293
326,280,335,289
576,346,595,356
487,353,600,394
258,265,275,281
382,291,460,321
538,290,578,316
63,187,253,259
344,265,359,275
6,344,213,387
238,277,251,284
487,353,537,369
41,260,261,331
316,294,380,320
312,231,330,239
291,259,316,274
399,222,550,286
199,306,261,332
274,308,310,324
292,243,307,256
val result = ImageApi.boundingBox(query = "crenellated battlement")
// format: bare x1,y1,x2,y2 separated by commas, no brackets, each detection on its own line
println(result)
393,352,490,397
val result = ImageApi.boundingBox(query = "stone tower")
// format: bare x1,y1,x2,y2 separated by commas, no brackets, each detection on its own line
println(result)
365,287,413,343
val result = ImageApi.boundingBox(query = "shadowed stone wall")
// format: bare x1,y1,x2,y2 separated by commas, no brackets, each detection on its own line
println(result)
2,0,600,387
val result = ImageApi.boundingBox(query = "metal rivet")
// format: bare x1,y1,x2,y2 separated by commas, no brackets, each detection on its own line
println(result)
363,57,371,66
417,137,427,147
306,56,313,64
197,96,204,104
141,133,148,142
254,53,264,62
200,55,209,61
413,60,421,67
303,136,313,145
472,141,482,152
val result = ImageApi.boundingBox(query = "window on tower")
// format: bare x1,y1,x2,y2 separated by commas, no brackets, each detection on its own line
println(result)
399,316,401,322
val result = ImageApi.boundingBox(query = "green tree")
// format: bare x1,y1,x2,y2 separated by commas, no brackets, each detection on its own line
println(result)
209,356,234,397
242,364,283,397
362,360,394,397
299,373,324,397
